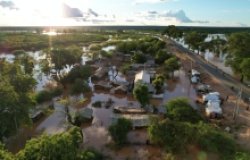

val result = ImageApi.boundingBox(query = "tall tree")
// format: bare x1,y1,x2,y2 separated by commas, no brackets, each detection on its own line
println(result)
108,118,132,146
184,31,207,54
226,32,250,81
0,60,36,139
164,57,180,78
133,82,150,108
163,25,183,39
17,127,83,160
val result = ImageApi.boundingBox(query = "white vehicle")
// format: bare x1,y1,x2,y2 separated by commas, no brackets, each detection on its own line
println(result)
191,75,200,84
191,69,201,77
202,92,220,103
206,100,222,118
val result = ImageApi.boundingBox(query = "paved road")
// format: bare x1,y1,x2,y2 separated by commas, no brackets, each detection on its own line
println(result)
167,38,250,102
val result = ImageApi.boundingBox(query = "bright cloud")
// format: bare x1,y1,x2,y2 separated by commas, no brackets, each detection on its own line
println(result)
0,0,249,27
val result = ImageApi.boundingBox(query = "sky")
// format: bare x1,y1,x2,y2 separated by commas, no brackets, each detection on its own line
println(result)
0,0,250,26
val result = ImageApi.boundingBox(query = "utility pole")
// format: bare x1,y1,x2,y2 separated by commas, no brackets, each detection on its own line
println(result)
233,86,242,120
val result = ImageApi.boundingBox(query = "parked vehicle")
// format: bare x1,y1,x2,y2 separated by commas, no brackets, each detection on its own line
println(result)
202,92,220,104
205,100,222,118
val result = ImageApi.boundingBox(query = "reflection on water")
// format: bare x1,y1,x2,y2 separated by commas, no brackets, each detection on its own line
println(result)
102,45,116,52
36,101,67,134
0,50,91,91
164,70,198,109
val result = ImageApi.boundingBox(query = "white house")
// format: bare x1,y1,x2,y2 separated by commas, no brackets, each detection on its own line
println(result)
134,70,151,84
134,70,155,93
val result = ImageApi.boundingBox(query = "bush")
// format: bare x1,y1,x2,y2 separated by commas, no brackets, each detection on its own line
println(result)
70,79,90,95
165,98,203,123
234,151,250,160
92,101,102,108
131,52,147,64
36,87,63,104
35,90,53,103
148,118,194,152
108,118,132,146
78,149,104,160
148,118,236,159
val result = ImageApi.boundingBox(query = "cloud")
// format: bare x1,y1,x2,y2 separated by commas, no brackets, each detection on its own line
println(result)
63,3,83,17
0,0,17,10
87,9,98,17
136,10,209,24
133,0,176,5
162,10,192,23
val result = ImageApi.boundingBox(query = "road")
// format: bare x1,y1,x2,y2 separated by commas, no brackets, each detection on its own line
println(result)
167,38,250,102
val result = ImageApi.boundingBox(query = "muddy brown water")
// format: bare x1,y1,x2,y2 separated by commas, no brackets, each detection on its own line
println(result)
5,67,198,156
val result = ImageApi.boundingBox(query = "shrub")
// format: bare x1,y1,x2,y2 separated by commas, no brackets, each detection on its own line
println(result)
108,118,132,146
165,98,203,123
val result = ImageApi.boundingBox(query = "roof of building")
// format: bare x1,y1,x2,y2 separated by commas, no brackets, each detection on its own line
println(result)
134,70,150,84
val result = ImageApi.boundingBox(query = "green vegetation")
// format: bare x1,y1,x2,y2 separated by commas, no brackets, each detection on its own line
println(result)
184,31,207,53
164,57,181,78
163,25,183,39
148,119,236,159
165,98,203,123
226,32,250,81
92,101,102,108
131,52,147,64
35,86,63,104
148,97,250,160
0,127,104,160
0,143,15,160
0,60,36,139
0,32,108,52
51,46,82,70
116,37,165,56
133,82,150,107
152,74,165,94
108,118,132,146
70,78,91,95
155,50,172,65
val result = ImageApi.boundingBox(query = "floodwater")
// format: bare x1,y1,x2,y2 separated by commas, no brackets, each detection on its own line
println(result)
0,50,91,91
102,45,116,52
36,101,67,134
163,70,198,109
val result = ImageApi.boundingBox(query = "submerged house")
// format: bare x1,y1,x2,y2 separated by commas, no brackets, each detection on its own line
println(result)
134,70,155,93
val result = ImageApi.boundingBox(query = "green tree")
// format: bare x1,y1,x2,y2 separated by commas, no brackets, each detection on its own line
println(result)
133,82,150,107
70,79,90,95
60,65,92,85
148,118,194,152
17,127,83,160
0,61,36,139
165,98,202,123
164,57,180,78
154,50,172,65
108,118,132,146
153,74,165,94
131,52,147,64
184,31,207,54
0,143,15,160
226,32,250,81
51,47,82,71
240,58,250,80
163,25,183,39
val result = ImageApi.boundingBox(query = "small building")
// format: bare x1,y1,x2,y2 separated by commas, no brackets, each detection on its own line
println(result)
134,70,151,84
134,70,155,93
110,85,128,94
